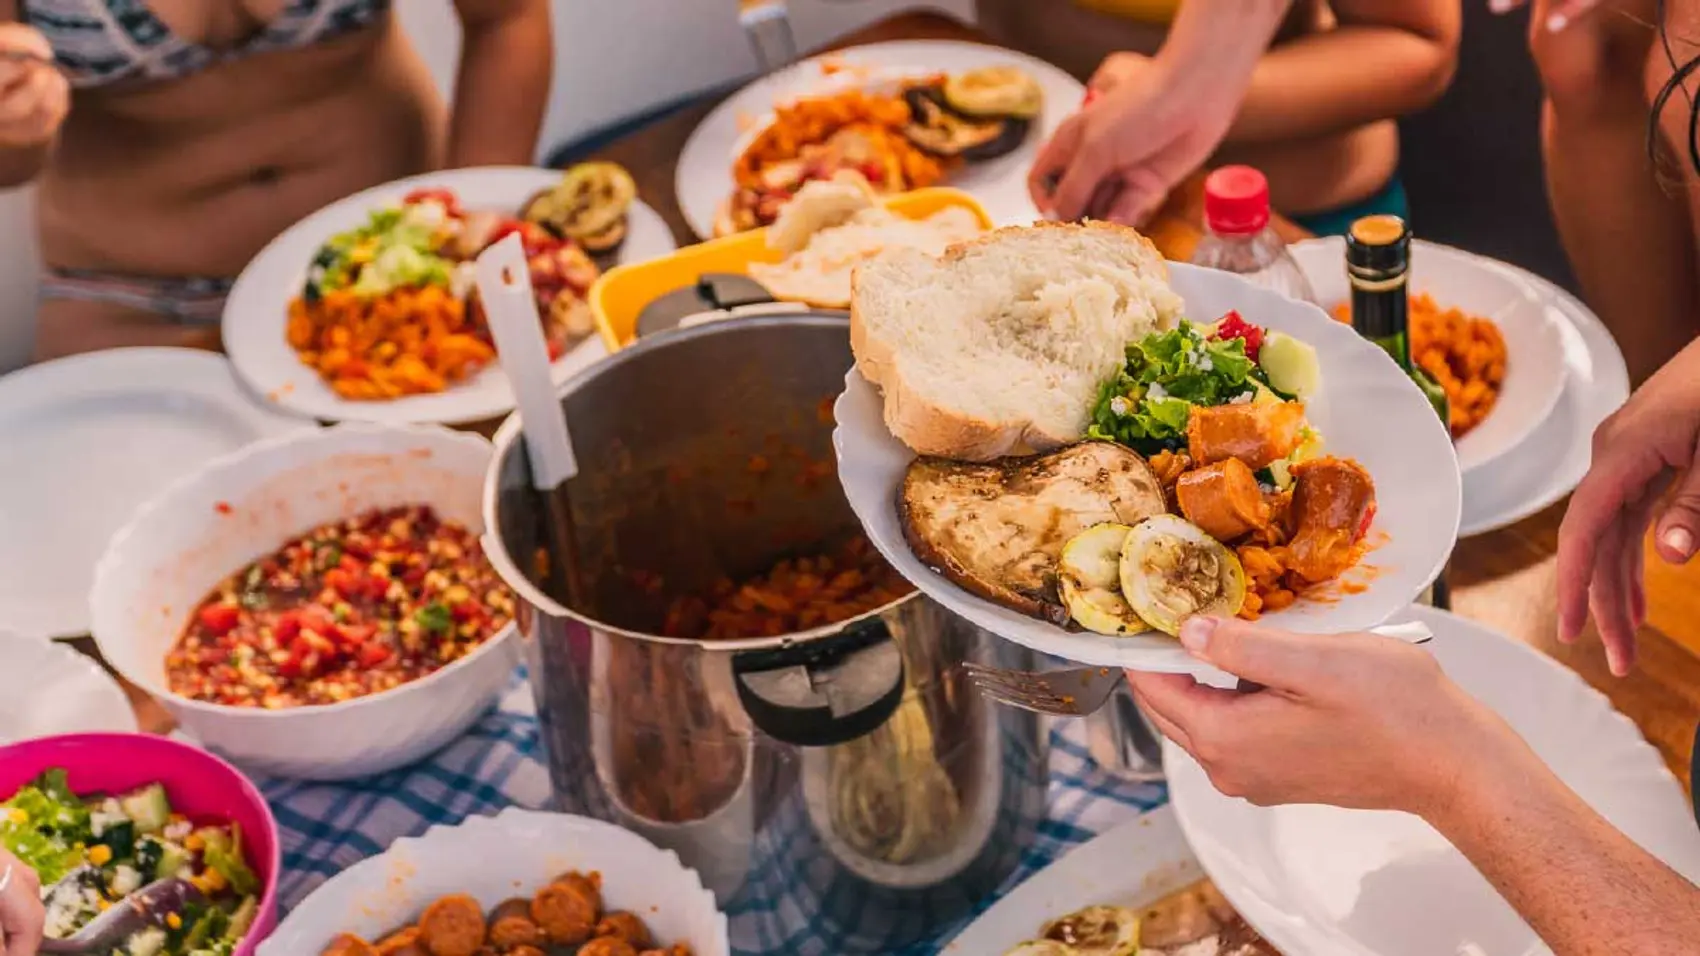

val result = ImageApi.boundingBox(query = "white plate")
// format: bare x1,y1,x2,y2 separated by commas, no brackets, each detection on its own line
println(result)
224,166,675,426
258,807,730,956
0,348,314,640
1290,237,1568,477
0,632,138,745
675,40,1085,240
833,262,1461,677
1456,264,1628,537
1168,605,1700,956
941,805,1205,954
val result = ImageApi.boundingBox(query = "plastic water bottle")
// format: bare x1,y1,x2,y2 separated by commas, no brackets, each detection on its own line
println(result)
1189,165,1318,305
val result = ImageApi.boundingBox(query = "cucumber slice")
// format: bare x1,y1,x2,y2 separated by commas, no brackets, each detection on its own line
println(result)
1259,332,1321,400
154,843,191,882
118,783,171,836
224,896,258,942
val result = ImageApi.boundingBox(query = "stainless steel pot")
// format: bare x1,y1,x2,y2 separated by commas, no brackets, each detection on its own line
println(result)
482,312,1050,955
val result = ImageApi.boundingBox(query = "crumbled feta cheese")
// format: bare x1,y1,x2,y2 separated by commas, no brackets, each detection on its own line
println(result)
163,819,193,842
110,864,142,897
127,925,168,956
1198,354,1214,372
1109,396,1132,416
1229,390,1255,405
1147,382,1169,402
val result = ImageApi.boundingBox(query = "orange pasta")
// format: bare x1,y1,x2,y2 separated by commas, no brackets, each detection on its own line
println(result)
287,286,495,400
1331,294,1506,437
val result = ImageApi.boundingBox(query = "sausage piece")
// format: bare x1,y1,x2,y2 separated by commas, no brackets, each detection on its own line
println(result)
374,928,428,956
1186,402,1305,470
532,873,600,944
322,934,378,956
417,894,488,956
507,948,548,956
1175,459,1272,542
580,939,639,956
1286,457,1375,583
487,897,544,949
595,911,653,948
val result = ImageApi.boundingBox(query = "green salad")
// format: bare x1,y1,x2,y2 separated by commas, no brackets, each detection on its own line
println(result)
1086,314,1324,485
304,193,458,301
1,770,259,956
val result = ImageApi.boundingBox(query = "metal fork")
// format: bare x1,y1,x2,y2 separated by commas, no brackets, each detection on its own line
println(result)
963,621,1435,718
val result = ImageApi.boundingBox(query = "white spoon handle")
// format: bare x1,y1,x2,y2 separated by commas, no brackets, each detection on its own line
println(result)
475,234,578,487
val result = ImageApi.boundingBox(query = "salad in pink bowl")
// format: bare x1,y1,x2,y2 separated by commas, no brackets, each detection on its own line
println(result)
0,733,280,956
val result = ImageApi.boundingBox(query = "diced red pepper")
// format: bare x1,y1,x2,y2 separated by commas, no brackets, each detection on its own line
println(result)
198,604,239,636
299,606,337,636
1357,500,1378,541
402,188,462,217
324,568,359,600
335,624,375,647
1214,310,1265,361
451,601,483,624
275,610,302,642
357,643,394,668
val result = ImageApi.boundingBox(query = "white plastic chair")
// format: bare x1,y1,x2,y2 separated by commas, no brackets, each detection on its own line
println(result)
396,0,975,158
0,186,39,373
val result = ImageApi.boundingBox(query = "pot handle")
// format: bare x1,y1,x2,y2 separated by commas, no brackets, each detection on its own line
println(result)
730,618,905,748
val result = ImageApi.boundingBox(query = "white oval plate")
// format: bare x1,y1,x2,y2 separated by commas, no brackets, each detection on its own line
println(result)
941,805,1205,954
0,632,138,745
675,40,1084,240
258,808,730,956
1168,605,1700,956
833,262,1462,675
1290,237,1568,478
0,347,314,640
224,166,676,426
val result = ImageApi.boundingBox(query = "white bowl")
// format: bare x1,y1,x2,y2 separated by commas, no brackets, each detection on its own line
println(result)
257,808,731,956
1289,237,1568,477
88,423,519,781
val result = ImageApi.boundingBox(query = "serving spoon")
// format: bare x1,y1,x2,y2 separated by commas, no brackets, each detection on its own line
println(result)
38,878,204,955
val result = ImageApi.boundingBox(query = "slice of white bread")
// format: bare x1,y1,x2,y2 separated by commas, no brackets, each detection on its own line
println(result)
850,221,1182,461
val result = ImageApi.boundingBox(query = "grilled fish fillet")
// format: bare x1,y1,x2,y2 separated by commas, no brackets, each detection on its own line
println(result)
900,442,1168,625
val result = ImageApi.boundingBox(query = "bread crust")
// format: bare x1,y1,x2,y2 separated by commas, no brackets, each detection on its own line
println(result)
850,220,1171,461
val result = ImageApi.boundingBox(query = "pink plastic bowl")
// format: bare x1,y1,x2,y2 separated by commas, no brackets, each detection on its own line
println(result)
0,732,281,955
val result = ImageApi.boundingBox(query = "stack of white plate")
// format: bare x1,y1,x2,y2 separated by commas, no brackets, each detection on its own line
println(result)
947,608,1700,956
1289,237,1628,537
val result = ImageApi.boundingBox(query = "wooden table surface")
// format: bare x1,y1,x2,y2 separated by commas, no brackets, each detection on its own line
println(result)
122,11,1697,796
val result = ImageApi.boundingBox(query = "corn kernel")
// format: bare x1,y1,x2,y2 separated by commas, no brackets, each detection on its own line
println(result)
185,833,206,852
6,808,27,824
166,913,183,930
97,898,112,911
88,844,113,865
203,867,227,892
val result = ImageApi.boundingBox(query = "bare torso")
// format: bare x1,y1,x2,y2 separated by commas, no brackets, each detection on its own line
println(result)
976,0,1400,215
11,1,447,358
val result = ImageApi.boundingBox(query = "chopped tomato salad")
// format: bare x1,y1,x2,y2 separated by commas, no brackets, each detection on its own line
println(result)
168,505,515,709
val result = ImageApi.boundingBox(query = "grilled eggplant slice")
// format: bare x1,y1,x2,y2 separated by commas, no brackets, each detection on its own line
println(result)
902,85,1029,161
900,443,1167,626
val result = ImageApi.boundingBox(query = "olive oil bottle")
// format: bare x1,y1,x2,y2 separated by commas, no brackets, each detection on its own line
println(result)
1345,215,1451,609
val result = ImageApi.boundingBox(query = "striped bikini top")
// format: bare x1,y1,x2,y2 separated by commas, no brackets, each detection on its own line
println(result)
20,0,391,88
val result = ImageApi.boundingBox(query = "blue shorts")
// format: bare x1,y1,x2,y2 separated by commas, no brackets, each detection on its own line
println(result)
1290,177,1410,238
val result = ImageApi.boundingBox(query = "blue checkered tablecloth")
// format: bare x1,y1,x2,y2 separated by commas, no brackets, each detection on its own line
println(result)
256,669,1167,955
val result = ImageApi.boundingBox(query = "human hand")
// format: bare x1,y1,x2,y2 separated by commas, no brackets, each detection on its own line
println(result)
1028,52,1237,226
0,849,44,956
1488,0,1604,32
1126,616,1532,817
1558,338,1700,675
0,24,68,150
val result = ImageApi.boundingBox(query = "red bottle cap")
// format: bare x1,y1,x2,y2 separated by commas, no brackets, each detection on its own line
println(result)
1203,165,1271,235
